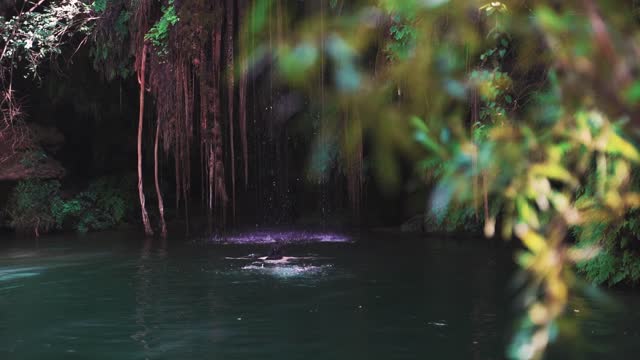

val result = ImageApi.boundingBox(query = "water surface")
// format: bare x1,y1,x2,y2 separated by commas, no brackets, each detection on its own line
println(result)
0,230,638,359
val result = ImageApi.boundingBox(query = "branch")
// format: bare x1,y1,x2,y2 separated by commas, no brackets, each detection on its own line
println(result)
28,0,46,13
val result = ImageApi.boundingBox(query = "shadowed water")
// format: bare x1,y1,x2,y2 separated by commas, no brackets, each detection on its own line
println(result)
0,230,638,359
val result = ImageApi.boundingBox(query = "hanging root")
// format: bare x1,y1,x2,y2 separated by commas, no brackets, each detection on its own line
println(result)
136,43,154,237
226,0,236,217
154,119,167,238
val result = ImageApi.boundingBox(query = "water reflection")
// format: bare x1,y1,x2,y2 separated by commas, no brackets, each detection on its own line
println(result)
132,237,154,352
132,236,172,357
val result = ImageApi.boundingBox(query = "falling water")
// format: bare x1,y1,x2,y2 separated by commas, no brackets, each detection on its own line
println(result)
127,0,364,232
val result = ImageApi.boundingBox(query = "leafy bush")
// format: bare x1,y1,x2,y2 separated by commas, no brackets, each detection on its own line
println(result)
426,205,481,233
574,208,640,286
386,16,417,61
145,0,179,56
92,0,107,13
3,176,136,235
0,0,94,77
4,180,61,235
69,176,135,232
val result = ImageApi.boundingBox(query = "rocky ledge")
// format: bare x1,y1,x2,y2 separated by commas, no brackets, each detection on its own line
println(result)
0,123,65,181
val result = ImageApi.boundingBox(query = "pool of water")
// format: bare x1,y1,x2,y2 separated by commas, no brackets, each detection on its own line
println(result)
0,229,638,359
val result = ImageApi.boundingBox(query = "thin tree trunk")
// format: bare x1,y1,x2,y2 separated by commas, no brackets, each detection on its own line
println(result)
483,173,489,222
238,0,249,185
137,43,153,237
471,89,479,221
226,0,236,218
154,119,167,238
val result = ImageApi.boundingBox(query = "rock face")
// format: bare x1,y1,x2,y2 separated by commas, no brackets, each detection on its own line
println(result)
0,124,65,181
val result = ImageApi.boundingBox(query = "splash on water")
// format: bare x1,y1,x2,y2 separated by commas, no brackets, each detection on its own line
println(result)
427,321,448,327
241,264,333,278
217,229,345,278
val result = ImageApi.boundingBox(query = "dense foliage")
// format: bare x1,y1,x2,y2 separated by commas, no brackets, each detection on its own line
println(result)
4,179,61,235
1,0,96,170
144,0,178,56
574,196,640,286
3,176,136,235
0,0,94,77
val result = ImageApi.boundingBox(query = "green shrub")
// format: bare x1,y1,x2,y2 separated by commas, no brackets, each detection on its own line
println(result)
3,176,136,235
574,210,640,286
70,176,135,232
426,204,481,233
572,163,640,287
5,180,61,235
144,0,179,56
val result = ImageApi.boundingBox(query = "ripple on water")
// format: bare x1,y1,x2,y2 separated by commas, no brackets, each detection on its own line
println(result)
0,266,44,282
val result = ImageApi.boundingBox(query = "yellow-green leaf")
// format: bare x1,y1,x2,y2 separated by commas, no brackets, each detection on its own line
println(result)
517,196,540,229
515,224,547,254
530,163,578,187
605,131,640,162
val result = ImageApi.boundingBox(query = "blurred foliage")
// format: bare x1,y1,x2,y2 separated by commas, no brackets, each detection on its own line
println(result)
244,0,640,358
573,172,640,286
386,15,417,61
3,176,136,235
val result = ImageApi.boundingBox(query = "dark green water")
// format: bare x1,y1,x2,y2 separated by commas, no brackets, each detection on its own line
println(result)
0,230,638,359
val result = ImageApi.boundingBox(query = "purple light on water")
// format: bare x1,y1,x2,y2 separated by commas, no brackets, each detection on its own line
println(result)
212,230,351,244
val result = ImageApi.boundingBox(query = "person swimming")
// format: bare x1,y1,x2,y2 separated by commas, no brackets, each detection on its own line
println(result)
265,243,284,260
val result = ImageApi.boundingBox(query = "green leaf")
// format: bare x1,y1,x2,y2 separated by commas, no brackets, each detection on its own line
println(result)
530,163,579,186
605,131,640,162
517,197,540,229
623,81,640,104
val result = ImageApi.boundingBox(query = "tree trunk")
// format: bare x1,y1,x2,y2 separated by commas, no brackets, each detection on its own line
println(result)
137,43,154,237
154,119,167,238
483,173,489,222
226,0,236,218
238,0,249,185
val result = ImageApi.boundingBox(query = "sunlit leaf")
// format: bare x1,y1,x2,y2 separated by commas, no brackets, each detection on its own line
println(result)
530,163,578,187
604,131,640,162
515,224,547,254
517,196,540,229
